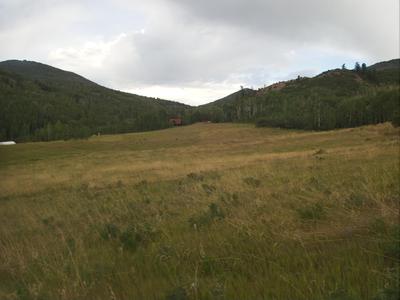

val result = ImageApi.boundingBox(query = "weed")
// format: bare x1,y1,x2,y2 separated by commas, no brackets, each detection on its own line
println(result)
328,288,356,300
41,216,55,226
345,193,367,208
383,224,400,259
165,287,189,300
202,183,216,195
189,203,225,228
187,172,204,181
369,218,387,235
243,177,261,188
100,223,120,240
313,149,326,155
120,226,142,251
297,202,326,221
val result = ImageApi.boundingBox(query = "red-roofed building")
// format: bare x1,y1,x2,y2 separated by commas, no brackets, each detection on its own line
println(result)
169,117,182,126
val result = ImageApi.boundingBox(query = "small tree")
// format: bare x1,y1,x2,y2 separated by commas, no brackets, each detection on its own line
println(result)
342,64,346,70
361,63,367,72
354,62,361,72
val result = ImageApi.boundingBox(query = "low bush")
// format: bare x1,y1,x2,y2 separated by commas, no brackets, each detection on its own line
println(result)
243,177,261,188
297,202,326,221
189,203,225,228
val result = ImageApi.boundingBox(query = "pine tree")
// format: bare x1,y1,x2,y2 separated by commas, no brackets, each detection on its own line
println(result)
354,62,361,72
361,63,367,72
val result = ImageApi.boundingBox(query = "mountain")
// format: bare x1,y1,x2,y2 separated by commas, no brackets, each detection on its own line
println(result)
184,60,399,129
0,60,189,142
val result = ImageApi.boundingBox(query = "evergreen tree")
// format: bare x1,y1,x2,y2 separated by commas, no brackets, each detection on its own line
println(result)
361,63,367,72
354,62,361,72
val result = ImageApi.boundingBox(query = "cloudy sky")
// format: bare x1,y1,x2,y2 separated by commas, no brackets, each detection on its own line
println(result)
0,0,398,105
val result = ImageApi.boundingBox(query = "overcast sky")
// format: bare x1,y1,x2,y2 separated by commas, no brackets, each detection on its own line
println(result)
0,0,398,105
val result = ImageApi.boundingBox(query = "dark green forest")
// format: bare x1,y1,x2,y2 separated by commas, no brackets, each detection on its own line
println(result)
185,60,399,129
0,60,188,142
0,59,399,142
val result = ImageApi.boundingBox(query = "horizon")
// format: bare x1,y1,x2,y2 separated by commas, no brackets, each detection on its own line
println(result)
0,0,398,105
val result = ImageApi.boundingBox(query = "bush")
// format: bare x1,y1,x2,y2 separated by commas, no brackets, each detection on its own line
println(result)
189,203,225,228
202,183,216,195
100,223,120,240
255,118,271,127
120,226,143,251
165,287,188,300
297,202,326,221
345,193,367,208
243,177,261,188
187,172,204,181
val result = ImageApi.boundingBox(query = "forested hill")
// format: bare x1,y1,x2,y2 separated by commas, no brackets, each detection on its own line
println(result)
183,59,399,129
0,60,189,142
1,59,399,142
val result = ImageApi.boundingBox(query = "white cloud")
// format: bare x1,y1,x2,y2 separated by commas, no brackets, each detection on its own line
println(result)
49,33,129,70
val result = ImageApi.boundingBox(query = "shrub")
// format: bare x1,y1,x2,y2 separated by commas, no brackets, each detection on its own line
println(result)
100,223,120,240
328,288,357,300
383,224,400,259
189,203,225,228
373,266,400,300
208,203,225,219
297,202,326,221
243,177,261,188
255,118,271,127
165,287,188,300
202,183,216,195
187,172,204,181
120,226,142,251
345,193,368,208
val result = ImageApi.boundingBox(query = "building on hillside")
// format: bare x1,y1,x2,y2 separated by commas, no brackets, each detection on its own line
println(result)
0,141,16,145
169,117,182,126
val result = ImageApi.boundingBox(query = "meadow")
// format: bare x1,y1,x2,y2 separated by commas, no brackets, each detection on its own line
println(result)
0,123,399,300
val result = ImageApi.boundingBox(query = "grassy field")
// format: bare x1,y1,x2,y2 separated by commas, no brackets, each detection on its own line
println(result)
0,123,399,300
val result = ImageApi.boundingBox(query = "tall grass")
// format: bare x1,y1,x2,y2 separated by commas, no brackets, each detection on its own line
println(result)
0,123,399,299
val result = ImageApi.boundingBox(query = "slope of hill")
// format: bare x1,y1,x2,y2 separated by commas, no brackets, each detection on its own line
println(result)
0,60,189,142
186,61,399,129
0,60,96,86
368,58,400,71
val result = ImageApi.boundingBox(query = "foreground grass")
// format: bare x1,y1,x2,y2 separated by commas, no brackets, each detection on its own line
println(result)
0,123,399,300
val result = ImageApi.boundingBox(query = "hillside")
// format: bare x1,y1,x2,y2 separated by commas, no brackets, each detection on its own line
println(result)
0,123,398,299
369,58,400,71
186,60,399,129
0,60,189,142
1,59,399,142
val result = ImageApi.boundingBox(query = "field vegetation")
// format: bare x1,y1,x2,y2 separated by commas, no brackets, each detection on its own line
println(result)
0,123,399,299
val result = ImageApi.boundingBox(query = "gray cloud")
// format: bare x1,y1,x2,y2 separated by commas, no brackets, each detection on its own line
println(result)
171,0,399,58
0,0,398,104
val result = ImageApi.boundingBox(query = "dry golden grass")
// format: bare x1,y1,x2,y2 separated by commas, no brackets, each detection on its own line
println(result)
0,123,399,299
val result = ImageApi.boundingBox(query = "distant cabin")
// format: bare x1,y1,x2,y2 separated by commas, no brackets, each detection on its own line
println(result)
0,141,16,145
169,117,182,126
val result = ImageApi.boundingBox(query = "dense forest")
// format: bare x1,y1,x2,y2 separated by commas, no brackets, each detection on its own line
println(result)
0,59,399,142
184,59,400,129
0,60,188,142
